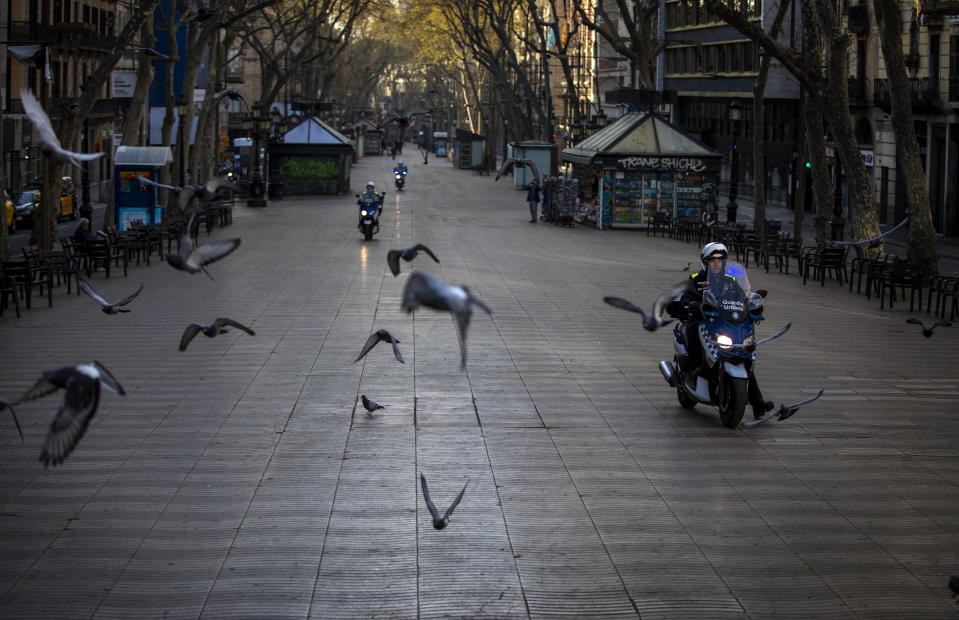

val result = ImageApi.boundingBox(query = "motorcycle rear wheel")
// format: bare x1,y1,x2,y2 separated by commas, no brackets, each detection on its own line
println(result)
718,376,747,428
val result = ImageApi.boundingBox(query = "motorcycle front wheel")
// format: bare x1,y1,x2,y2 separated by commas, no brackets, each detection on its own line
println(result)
718,376,747,428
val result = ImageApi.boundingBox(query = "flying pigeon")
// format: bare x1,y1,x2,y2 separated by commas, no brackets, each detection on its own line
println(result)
834,213,909,249
401,271,492,369
19,361,125,467
420,474,468,530
135,174,244,214
166,208,240,279
494,158,540,186
20,89,105,168
387,244,440,277
906,318,950,338
361,395,385,415
179,318,255,351
742,390,824,428
78,279,143,314
0,396,23,441
682,262,691,271
354,329,404,363
603,280,693,332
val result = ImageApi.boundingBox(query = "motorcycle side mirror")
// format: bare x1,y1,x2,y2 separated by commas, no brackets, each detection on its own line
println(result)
755,289,768,298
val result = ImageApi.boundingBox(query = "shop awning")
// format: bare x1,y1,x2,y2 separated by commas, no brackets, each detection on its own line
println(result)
562,112,720,165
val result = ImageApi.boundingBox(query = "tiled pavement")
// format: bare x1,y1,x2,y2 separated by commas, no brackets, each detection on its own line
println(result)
1,154,959,618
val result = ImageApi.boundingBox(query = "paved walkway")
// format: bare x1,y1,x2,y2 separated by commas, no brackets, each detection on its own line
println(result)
1,154,959,618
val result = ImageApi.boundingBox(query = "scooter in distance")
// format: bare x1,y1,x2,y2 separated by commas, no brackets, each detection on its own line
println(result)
393,166,407,190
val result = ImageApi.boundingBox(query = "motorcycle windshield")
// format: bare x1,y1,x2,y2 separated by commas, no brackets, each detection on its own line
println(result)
704,260,751,323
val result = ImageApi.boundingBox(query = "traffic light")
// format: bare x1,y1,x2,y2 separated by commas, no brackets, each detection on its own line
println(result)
805,160,811,169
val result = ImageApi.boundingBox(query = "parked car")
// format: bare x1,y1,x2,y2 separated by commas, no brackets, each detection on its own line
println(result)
12,189,40,229
59,176,77,221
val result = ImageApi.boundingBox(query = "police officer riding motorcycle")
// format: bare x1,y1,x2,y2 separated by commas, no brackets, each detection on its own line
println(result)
357,181,386,240
393,161,407,190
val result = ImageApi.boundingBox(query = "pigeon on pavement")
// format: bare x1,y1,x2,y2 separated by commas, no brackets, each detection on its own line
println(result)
420,474,468,530
78,279,143,314
0,397,23,441
401,271,492,369
354,329,404,363
906,318,950,338
166,209,240,279
361,395,385,415
19,361,125,467
179,318,255,351
387,244,440,277
742,390,824,428
682,262,691,271
21,89,105,168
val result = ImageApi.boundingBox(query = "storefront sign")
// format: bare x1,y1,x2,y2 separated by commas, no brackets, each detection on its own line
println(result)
614,156,706,172
111,70,136,98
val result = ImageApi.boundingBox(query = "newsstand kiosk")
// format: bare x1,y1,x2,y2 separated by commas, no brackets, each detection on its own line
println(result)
114,146,174,231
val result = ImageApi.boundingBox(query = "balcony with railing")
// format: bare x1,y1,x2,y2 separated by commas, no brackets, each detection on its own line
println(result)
8,22,59,44
919,0,959,14
56,23,116,51
874,77,939,112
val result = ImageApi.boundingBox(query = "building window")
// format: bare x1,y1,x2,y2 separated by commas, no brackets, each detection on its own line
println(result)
83,4,89,23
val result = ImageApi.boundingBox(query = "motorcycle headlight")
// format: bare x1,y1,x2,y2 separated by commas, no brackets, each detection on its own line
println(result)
394,174,401,179
360,209,368,216
716,334,733,349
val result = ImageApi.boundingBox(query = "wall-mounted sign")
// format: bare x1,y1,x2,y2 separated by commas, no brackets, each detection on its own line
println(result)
111,70,136,98
615,156,706,172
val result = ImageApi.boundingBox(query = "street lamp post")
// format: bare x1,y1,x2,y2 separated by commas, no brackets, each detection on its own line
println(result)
247,103,268,207
176,97,189,188
79,117,93,223
727,101,741,223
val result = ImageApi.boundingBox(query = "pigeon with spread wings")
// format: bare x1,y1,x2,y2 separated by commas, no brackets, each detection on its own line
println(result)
19,361,125,467
354,329,404,363
833,213,909,249
166,208,240,279
179,318,255,351
1,397,23,441
387,244,440,277
20,89,105,168
603,280,693,332
420,474,468,530
495,158,540,186
742,390,824,428
135,174,244,214
401,271,492,369
78,279,143,314
906,318,950,338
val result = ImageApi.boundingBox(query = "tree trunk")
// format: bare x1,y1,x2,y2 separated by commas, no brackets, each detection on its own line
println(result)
872,0,939,275
822,32,881,249
800,0,832,243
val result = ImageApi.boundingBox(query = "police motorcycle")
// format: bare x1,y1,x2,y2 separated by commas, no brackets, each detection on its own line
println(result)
356,182,386,241
658,259,783,428
393,162,407,190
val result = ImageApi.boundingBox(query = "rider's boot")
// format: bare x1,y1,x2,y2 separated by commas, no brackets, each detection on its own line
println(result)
748,374,774,419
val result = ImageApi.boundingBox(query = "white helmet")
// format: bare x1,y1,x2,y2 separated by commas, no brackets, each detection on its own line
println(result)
700,242,728,271
366,180,375,188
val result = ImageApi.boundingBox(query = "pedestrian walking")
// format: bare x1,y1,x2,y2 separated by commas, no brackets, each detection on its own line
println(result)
526,180,541,223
